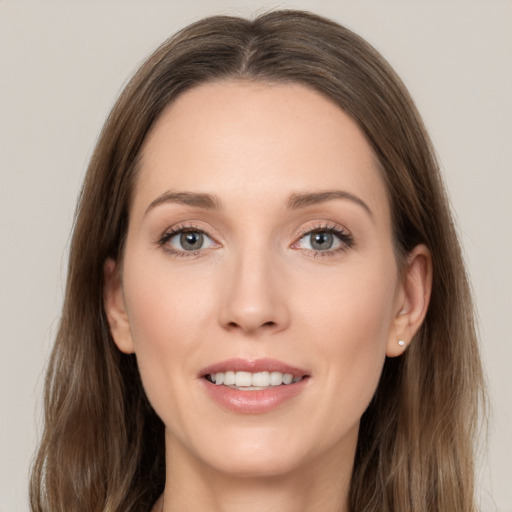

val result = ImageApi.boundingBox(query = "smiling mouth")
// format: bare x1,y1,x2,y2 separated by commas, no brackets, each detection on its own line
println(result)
204,371,307,390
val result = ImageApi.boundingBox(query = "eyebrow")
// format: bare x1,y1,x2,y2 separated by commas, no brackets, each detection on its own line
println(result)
145,189,373,219
145,191,222,216
287,190,373,219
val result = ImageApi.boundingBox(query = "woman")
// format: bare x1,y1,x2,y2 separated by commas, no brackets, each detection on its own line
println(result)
30,10,484,512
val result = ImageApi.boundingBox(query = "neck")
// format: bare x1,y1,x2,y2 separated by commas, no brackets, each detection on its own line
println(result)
159,431,355,512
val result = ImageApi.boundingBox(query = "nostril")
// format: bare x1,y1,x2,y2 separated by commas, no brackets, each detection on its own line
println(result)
225,320,276,331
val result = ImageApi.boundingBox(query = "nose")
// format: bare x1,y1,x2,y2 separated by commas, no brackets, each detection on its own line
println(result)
218,247,290,335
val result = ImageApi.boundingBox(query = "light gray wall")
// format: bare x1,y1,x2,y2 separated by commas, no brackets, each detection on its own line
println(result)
1,1,510,511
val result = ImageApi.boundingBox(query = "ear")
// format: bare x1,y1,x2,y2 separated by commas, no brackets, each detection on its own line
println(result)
103,258,135,354
386,244,432,357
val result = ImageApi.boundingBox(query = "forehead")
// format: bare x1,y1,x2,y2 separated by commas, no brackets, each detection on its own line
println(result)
133,81,390,220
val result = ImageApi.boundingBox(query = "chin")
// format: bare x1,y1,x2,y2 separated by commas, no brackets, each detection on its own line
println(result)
181,426,311,479
205,449,302,479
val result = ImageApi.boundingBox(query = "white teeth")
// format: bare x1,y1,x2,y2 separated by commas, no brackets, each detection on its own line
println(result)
282,373,293,385
208,370,304,388
235,371,252,387
270,371,283,386
252,372,270,387
224,371,235,386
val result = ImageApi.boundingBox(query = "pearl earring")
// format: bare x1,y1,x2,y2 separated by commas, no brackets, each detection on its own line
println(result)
398,339,405,346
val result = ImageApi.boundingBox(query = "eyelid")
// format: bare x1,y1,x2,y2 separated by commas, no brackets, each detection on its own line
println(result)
291,222,355,255
294,222,349,238
157,222,221,256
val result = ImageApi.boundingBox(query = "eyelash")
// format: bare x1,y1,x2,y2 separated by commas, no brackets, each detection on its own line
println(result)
293,223,355,258
156,222,354,258
157,223,214,258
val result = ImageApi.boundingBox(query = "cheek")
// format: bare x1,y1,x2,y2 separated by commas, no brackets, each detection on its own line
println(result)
121,257,216,420
124,251,216,342
299,254,397,340
296,255,398,416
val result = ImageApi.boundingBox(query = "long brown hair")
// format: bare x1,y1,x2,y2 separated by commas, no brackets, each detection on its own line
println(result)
30,10,484,512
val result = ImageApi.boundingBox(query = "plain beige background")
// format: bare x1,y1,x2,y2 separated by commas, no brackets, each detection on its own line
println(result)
1,1,510,511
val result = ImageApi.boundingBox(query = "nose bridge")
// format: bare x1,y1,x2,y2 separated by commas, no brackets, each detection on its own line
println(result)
219,237,288,334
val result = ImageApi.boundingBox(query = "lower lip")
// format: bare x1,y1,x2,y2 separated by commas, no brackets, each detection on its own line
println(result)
201,378,309,414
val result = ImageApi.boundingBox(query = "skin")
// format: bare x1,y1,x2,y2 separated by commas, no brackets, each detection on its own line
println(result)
104,81,432,512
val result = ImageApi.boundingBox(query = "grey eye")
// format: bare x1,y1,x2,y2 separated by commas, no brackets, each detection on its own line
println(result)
299,230,342,251
180,232,204,251
168,230,213,252
310,231,334,250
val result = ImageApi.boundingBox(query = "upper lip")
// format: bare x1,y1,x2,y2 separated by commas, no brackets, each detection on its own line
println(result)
199,358,310,377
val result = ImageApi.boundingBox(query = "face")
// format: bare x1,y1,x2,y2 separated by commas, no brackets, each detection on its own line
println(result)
106,81,414,479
